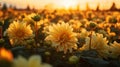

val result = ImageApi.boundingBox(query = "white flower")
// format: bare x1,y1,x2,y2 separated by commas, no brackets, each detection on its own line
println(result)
13,55,52,67
13,56,28,67
28,55,42,67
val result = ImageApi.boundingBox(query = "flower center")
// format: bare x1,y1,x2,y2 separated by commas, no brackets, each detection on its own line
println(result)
58,32,70,44
15,29,25,38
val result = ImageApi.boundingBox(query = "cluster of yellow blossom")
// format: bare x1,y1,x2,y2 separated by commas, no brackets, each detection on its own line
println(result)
79,32,120,59
6,12,120,57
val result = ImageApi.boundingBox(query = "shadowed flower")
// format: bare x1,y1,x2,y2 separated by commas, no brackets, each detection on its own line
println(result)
13,55,52,67
107,27,116,36
7,21,33,45
45,22,78,53
77,28,89,38
69,19,82,32
79,33,110,58
109,41,120,58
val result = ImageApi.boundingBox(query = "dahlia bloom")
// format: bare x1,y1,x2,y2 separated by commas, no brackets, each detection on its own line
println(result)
7,21,33,45
79,33,110,58
45,22,78,53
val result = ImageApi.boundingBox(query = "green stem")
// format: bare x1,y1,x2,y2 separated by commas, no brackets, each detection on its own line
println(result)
89,31,92,50
35,22,38,45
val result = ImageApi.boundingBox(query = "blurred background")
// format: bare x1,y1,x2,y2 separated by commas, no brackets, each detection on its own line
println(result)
0,0,120,10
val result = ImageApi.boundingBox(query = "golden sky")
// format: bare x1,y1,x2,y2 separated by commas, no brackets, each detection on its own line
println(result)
0,0,120,10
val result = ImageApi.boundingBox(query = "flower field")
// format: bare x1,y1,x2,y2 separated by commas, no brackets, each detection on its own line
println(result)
0,2,120,67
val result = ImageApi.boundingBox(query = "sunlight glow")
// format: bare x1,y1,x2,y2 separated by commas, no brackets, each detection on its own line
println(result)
61,0,77,9
0,0,120,10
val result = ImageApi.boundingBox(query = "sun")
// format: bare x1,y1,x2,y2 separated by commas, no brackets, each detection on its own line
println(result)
61,0,77,9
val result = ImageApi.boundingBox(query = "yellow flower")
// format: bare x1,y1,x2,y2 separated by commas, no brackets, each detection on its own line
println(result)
109,41,120,58
79,33,110,58
45,22,78,53
86,11,95,18
69,19,82,32
106,15,111,23
7,21,33,44
117,15,120,22
23,13,43,31
23,13,36,25
13,55,52,67
107,27,116,36
77,28,89,38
